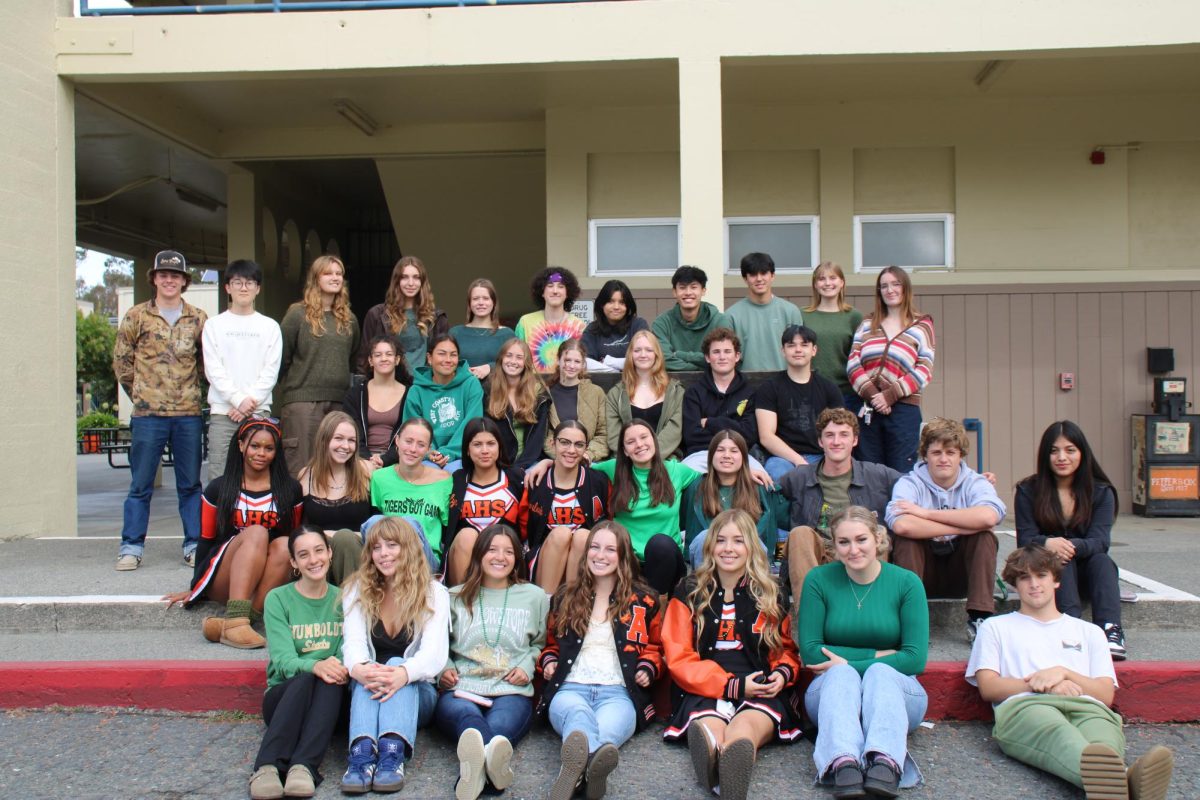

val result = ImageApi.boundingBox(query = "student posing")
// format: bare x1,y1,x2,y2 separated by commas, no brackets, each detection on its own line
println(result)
450,278,516,382
359,255,448,372
401,333,485,470
514,267,586,374
543,339,609,464
725,252,804,372
485,338,552,471
605,330,686,461
651,265,731,372
579,279,649,372
680,327,758,470
368,417,453,571
803,261,864,404
342,335,411,469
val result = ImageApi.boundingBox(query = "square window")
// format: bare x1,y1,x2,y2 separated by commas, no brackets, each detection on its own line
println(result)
725,216,820,274
853,213,954,271
588,218,680,276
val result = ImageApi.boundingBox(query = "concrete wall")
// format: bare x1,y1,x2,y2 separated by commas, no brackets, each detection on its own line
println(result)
1,0,76,537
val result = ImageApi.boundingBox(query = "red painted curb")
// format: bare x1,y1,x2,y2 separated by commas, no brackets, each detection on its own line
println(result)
2,660,1198,723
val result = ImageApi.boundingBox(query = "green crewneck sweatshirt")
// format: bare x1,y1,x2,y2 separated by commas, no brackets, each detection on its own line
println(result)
445,583,548,697
263,582,344,689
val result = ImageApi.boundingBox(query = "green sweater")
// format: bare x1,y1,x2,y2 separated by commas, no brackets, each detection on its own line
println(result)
445,583,548,697
449,324,516,368
370,468,453,555
725,296,803,372
279,305,361,404
803,308,864,395
592,458,701,557
263,582,344,689
797,561,928,677
680,481,788,552
651,302,731,371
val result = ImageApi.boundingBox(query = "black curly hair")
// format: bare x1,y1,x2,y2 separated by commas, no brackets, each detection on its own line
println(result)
529,266,581,310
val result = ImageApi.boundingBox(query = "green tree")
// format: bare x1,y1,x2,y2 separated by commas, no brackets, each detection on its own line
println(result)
77,309,117,408
75,255,134,318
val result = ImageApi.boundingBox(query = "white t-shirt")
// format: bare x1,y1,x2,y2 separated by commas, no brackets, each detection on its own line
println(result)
964,611,1117,707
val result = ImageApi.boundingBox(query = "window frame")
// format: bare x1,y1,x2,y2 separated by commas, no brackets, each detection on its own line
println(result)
723,215,821,275
852,212,955,273
587,217,682,277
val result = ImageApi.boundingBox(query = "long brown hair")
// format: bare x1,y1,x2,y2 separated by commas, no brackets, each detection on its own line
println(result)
621,329,669,399
464,278,500,330
610,419,674,514
345,517,434,639
486,338,546,424
455,524,528,618
1021,420,1116,535
804,261,853,313
545,338,589,389
303,411,371,502
298,255,354,336
867,266,922,333
686,509,784,651
384,255,437,336
553,520,647,639
698,431,762,520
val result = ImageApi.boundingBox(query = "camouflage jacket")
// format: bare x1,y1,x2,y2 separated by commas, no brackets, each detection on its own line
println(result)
113,300,208,416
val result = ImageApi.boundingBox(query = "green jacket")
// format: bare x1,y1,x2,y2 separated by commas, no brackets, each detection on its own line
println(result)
605,379,686,459
401,362,484,461
651,302,731,371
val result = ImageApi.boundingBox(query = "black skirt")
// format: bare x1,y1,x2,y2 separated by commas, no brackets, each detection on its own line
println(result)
662,684,803,743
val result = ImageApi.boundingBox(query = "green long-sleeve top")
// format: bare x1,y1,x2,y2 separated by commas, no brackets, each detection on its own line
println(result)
263,582,345,689
444,583,548,697
680,480,788,552
797,561,927,677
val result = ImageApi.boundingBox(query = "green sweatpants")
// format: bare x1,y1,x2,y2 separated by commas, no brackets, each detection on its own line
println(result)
992,694,1125,788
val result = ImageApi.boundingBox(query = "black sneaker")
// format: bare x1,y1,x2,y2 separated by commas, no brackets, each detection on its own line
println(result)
1103,623,1127,661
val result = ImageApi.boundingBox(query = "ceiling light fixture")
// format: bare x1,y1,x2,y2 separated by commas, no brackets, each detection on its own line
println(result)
334,99,379,137
170,181,224,213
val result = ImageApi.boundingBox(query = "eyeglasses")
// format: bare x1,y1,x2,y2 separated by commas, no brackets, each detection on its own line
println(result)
228,279,258,289
556,438,587,450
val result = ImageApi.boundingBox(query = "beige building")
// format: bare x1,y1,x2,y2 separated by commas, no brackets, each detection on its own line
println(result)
4,0,1199,535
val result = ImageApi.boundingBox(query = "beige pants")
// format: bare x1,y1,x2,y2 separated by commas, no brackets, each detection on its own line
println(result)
279,401,339,478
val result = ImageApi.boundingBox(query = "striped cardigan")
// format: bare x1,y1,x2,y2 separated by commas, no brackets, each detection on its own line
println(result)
846,315,936,405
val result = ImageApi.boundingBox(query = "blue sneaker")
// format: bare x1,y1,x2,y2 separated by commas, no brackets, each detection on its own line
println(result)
340,736,376,794
373,736,406,793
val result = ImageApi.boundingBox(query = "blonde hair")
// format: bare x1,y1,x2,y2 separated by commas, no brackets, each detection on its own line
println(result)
464,278,500,331
304,411,371,502
686,509,784,651
384,256,437,336
297,255,354,337
621,329,669,399
804,261,852,313
345,517,434,638
486,338,547,424
829,505,890,558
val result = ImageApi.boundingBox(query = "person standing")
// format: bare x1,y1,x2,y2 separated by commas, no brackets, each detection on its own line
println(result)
514,267,587,374
724,252,803,372
358,255,448,373
203,259,282,482
651,266,731,372
802,262,864,405
278,255,361,478
113,249,208,571
450,278,516,381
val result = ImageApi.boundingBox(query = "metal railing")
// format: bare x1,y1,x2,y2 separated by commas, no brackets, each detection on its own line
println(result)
79,0,603,16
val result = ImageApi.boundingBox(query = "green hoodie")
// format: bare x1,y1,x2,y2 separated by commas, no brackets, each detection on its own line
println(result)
401,361,484,461
651,301,731,371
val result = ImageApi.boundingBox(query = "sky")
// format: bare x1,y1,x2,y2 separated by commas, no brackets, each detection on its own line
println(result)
77,249,131,288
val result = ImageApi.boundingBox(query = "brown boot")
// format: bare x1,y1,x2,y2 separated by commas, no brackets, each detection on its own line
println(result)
220,617,265,649
202,616,224,643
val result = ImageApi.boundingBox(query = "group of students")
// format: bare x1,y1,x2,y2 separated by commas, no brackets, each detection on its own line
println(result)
118,248,1170,799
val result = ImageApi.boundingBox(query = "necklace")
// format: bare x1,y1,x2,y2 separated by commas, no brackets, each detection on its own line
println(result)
850,578,876,611
479,585,511,648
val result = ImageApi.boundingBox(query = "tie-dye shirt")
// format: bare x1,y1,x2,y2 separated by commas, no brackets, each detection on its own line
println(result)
514,310,586,373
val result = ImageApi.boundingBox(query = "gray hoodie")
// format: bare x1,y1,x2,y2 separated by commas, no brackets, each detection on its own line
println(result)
885,462,1006,538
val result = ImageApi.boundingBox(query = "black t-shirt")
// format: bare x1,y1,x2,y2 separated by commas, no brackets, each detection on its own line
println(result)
372,619,413,663
754,372,844,456
550,382,579,426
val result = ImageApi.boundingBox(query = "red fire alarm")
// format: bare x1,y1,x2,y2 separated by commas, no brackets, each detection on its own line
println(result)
1090,149,1106,165
1060,372,1075,390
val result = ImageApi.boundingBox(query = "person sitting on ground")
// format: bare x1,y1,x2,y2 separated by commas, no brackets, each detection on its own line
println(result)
965,544,1174,800
651,265,732,372
164,416,303,650
343,334,411,470
522,420,612,594
450,278,516,382
538,521,664,800
680,327,758,472
605,329,686,461
358,255,448,373
514,266,587,374
543,339,609,465
340,516,449,795
444,418,526,586
886,417,1005,644
401,333,484,472
579,279,650,373
799,506,929,799
297,410,375,584
368,417,453,572
754,324,844,485
485,338,552,472
725,252,804,373
248,525,348,800
1016,420,1127,660
663,508,802,800
436,524,548,800
681,431,788,571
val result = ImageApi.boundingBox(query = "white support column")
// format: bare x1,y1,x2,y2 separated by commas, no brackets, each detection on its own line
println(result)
678,57,725,308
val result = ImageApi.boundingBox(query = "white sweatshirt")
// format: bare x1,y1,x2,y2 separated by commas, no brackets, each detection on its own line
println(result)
202,310,283,415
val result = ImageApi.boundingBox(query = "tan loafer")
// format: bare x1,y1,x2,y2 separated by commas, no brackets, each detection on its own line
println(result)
283,764,315,798
248,765,284,800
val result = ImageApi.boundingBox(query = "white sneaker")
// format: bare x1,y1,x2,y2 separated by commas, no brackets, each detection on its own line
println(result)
484,734,514,791
183,551,196,568
115,554,141,571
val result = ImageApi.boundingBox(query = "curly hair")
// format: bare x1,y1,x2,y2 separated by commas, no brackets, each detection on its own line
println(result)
455,524,528,618
621,329,670,399
529,266,581,310
297,255,354,337
687,508,784,651
345,517,434,640
303,411,371,503
486,338,547,424
384,256,437,337
363,334,413,385
552,520,650,640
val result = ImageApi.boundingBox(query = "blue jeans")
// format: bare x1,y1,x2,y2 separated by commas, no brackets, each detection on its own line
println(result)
852,401,921,474
360,515,440,573
548,683,636,753
434,691,533,746
349,657,438,758
688,527,771,570
764,455,813,485
805,663,927,789
120,415,203,557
